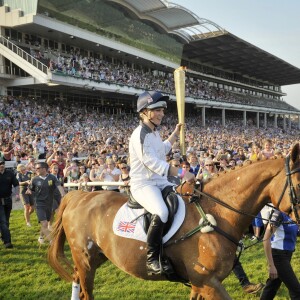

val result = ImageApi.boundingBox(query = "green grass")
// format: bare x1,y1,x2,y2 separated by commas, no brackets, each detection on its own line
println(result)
0,210,299,299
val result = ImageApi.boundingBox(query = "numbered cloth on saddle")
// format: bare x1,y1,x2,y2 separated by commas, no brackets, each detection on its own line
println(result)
113,191,185,243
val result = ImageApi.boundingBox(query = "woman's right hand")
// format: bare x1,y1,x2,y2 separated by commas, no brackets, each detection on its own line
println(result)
183,171,195,184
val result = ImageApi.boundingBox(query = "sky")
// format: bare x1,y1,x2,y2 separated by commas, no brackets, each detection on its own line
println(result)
171,0,300,110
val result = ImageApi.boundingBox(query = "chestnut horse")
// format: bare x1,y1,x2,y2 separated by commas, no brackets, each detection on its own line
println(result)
48,143,300,300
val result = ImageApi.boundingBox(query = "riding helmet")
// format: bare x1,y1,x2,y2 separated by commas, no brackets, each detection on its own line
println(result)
136,91,169,112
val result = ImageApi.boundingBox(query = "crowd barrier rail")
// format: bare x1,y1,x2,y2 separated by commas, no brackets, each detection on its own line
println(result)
64,182,127,188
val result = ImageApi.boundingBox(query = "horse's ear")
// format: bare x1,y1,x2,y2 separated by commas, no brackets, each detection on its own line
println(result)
291,143,300,164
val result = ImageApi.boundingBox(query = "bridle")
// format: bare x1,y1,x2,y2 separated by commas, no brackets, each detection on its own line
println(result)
169,156,300,254
176,155,300,225
276,155,300,224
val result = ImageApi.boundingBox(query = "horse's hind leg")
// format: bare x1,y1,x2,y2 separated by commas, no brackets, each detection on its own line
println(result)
71,270,81,300
72,250,107,300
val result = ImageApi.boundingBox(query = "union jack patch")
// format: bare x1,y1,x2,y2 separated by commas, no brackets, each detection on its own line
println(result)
117,221,136,233
147,96,153,103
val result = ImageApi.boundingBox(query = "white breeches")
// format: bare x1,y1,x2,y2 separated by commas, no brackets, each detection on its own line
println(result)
131,185,169,223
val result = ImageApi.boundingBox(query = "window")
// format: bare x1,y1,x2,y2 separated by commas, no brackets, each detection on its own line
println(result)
49,40,54,49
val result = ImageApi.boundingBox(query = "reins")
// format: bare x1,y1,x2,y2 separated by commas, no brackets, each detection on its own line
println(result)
165,181,243,250
193,189,293,225
192,156,300,226
166,156,300,251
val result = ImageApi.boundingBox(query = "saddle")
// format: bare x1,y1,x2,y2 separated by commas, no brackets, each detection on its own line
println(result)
127,185,179,235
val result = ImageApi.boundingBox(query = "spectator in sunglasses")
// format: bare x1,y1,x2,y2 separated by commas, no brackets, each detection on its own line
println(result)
118,163,130,194
196,158,217,182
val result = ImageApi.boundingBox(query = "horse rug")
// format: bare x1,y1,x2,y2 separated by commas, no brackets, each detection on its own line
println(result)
113,196,185,244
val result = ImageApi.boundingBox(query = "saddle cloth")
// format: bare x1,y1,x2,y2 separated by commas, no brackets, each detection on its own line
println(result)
113,195,186,244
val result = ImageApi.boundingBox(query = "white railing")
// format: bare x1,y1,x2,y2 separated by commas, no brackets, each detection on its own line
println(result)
64,182,127,188
0,36,48,74
4,157,129,189
3,157,89,169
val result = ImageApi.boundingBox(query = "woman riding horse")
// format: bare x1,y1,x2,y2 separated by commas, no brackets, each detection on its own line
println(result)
48,142,300,300
129,90,195,275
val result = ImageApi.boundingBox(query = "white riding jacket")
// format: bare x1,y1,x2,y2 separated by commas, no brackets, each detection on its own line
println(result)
129,123,172,191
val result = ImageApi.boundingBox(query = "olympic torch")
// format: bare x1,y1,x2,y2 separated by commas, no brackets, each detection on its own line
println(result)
174,66,186,157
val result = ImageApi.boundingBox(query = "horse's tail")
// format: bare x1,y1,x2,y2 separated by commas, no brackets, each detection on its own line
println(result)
48,193,73,282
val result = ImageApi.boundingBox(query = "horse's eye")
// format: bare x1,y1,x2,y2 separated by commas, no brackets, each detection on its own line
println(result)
298,183,300,189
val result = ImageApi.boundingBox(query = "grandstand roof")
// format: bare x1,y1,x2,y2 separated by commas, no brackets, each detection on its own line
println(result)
182,32,300,86
110,0,300,86
109,0,225,42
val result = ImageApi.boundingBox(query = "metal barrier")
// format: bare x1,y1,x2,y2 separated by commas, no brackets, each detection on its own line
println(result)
0,36,48,74
4,157,129,191
64,182,127,188
3,157,88,169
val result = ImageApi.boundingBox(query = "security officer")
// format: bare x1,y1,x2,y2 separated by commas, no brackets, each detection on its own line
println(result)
129,91,195,275
0,160,19,248
27,162,65,244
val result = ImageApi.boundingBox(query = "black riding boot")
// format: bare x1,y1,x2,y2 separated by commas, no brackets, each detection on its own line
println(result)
146,214,164,275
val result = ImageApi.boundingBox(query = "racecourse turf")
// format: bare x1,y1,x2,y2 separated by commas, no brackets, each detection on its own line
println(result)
0,209,298,300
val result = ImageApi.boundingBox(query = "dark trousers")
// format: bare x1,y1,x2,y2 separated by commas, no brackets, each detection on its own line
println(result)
0,197,12,244
260,249,300,300
232,257,250,287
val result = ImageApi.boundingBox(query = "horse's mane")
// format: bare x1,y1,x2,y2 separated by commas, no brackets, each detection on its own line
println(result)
207,156,284,182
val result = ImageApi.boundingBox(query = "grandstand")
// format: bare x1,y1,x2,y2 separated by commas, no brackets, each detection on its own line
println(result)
1,0,300,130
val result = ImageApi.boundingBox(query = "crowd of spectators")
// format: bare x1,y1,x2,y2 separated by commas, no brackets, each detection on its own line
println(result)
28,46,296,111
1,94,299,193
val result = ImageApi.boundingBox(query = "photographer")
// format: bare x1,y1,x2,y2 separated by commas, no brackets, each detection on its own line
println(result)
218,156,230,172
99,158,121,191
64,161,80,191
2,142,14,161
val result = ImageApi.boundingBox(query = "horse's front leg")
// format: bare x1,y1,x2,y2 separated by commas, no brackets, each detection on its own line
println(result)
190,278,232,300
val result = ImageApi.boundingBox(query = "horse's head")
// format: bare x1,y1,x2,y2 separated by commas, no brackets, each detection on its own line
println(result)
277,143,300,224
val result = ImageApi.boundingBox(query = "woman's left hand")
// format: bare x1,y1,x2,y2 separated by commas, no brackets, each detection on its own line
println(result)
174,123,183,136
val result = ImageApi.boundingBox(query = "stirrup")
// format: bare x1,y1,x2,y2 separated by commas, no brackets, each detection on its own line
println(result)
161,257,175,275
147,260,162,276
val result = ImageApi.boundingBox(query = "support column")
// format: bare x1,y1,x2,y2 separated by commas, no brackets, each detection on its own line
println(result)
222,109,225,127
298,115,300,130
264,113,267,128
202,107,206,127
243,110,247,127
256,112,260,129
288,115,291,130
274,114,278,128
0,85,7,96
283,115,286,131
